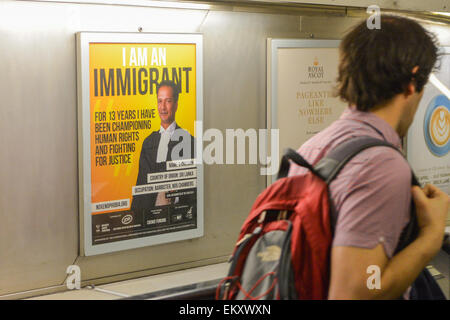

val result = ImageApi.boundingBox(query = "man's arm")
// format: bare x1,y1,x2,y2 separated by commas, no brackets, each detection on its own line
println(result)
328,184,449,299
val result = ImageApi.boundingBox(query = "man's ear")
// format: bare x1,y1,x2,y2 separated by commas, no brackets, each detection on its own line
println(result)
405,65,420,97
405,83,416,97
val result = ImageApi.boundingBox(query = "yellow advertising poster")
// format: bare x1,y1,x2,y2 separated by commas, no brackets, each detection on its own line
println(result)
77,33,203,256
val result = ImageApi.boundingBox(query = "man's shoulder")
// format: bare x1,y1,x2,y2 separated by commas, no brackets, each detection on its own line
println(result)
174,125,194,140
142,131,160,147
351,145,408,168
343,145,411,188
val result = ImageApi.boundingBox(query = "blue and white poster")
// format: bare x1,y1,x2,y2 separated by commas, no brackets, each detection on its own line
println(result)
407,47,450,195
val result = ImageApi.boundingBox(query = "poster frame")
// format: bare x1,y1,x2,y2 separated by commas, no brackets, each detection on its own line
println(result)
266,39,341,186
76,32,204,256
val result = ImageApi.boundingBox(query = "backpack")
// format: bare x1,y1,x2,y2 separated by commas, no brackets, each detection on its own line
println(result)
216,136,421,300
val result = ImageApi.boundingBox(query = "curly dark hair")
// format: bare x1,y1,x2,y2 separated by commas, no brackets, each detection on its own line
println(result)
337,15,440,111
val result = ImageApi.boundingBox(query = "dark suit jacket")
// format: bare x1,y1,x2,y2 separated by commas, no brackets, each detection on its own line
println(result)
131,124,196,215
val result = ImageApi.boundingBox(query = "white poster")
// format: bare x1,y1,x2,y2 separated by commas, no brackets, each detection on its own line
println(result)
407,47,450,195
267,39,347,184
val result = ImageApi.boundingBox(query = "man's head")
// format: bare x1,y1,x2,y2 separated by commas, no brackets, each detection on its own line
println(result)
156,80,179,129
337,15,439,122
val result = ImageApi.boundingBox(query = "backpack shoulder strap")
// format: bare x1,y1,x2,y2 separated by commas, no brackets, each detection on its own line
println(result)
314,136,410,184
277,148,321,180
277,136,418,185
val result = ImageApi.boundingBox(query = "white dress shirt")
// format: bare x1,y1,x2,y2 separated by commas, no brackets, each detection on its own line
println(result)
156,121,177,163
155,121,179,205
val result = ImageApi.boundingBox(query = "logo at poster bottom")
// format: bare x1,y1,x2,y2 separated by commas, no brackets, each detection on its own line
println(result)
423,94,450,157
121,214,133,225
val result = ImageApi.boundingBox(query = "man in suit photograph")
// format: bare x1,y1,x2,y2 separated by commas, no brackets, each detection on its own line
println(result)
131,80,195,215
